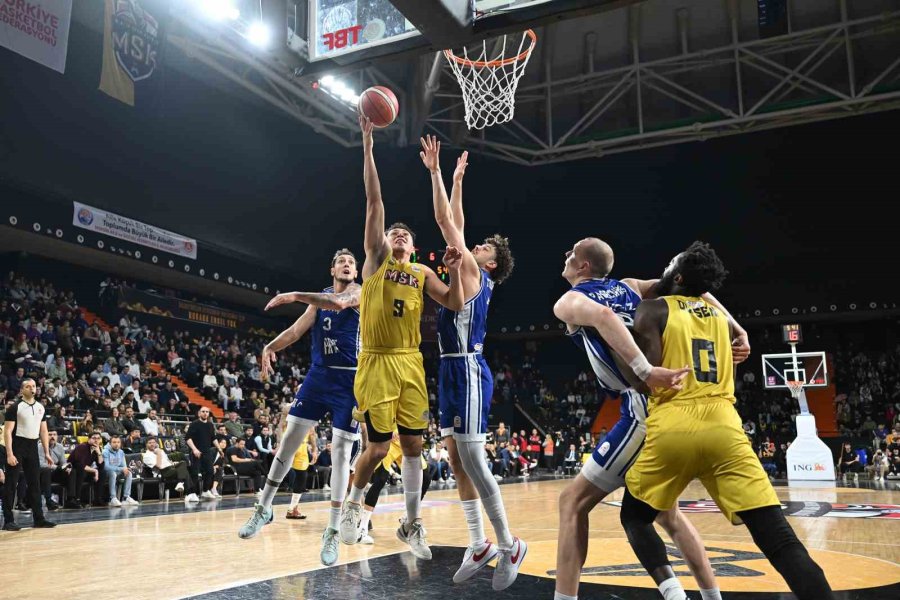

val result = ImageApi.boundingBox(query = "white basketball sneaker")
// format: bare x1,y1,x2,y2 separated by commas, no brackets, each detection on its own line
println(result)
397,518,432,560
339,501,363,544
453,540,498,583
492,537,528,591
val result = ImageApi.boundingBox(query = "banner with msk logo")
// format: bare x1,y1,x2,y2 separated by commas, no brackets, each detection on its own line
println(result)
72,201,198,260
99,0,169,106
0,0,72,73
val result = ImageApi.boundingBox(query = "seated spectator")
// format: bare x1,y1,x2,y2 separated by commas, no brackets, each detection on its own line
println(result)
119,365,134,389
142,437,199,503
223,411,244,439
141,409,161,437
254,425,276,469
202,368,218,400
243,425,260,457
104,406,127,438
486,441,503,480
495,422,510,446
758,438,777,479
563,443,578,473
428,441,450,481
838,442,863,482
226,438,267,492
79,411,95,436
121,406,141,435
102,435,138,507
135,392,153,414
47,405,73,435
67,433,105,508
122,428,144,453
37,431,67,511
209,435,228,498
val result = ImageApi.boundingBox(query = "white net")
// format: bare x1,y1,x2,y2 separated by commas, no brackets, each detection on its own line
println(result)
444,30,537,130
787,380,804,399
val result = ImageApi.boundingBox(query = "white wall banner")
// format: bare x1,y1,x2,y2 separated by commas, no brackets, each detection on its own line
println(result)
73,201,198,260
0,0,73,74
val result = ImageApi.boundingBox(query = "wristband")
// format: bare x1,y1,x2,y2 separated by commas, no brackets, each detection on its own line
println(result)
629,355,653,382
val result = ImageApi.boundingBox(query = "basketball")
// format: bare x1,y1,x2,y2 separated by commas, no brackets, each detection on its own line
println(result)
358,86,399,128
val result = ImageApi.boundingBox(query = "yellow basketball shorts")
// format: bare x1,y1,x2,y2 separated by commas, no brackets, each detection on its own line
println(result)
354,350,428,437
625,398,780,524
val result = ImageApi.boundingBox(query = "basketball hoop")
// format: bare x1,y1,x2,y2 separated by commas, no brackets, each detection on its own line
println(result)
787,380,804,400
444,29,537,130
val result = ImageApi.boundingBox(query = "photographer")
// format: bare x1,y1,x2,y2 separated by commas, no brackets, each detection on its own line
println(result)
871,448,889,482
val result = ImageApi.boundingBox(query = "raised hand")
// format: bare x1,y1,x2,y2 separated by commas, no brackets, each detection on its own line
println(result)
647,365,691,391
419,135,441,173
260,346,277,382
731,331,751,365
264,293,299,312
359,114,374,146
443,246,463,271
453,151,468,183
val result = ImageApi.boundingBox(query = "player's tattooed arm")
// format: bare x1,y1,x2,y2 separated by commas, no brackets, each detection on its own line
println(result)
265,284,362,312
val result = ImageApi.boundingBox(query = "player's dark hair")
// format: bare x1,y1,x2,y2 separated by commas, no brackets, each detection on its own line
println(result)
676,241,729,296
386,222,416,242
331,248,356,267
484,234,514,284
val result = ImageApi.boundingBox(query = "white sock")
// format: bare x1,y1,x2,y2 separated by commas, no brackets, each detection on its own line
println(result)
328,506,341,530
401,456,423,522
348,484,365,505
658,577,687,600
360,508,372,533
290,493,302,508
554,592,577,600
700,589,722,600
482,492,514,548
460,498,486,547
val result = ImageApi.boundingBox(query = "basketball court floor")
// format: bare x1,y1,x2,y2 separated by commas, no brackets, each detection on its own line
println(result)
4,476,899,599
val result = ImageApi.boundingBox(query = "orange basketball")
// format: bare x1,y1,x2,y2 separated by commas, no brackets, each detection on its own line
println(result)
358,86,399,128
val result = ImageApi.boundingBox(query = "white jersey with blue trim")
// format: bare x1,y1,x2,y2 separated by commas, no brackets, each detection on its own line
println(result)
310,286,360,369
437,269,494,356
566,277,642,393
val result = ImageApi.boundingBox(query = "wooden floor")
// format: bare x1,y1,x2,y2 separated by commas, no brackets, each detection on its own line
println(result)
4,477,900,599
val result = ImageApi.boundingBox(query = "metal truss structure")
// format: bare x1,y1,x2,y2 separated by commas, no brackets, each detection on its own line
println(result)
425,3,900,165
165,2,900,165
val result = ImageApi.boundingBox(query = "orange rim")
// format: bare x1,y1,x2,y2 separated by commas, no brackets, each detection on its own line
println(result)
444,29,537,68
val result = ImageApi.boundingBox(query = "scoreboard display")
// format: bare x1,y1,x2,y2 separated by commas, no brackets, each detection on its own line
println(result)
782,323,802,344
412,250,450,282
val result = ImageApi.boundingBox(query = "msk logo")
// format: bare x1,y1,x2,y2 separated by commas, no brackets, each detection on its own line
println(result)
384,269,420,289
112,0,160,82
77,208,94,226
323,25,363,50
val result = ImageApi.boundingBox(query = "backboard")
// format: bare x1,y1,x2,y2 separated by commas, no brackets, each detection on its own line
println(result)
308,0,557,62
761,351,828,390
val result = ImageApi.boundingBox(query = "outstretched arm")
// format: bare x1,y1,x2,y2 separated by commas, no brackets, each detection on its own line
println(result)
424,248,465,311
360,115,390,275
553,291,687,390
622,277,749,364
449,151,468,232
420,136,466,250
260,305,317,381
265,284,362,312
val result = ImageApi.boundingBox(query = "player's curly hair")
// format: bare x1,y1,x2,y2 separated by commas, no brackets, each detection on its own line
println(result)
484,234,514,284
386,222,416,242
676,241,728,296
331,248,356,267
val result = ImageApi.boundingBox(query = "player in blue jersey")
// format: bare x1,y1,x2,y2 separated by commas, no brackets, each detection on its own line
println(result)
420,137,524,590
552,238,751,600
238,249,363,567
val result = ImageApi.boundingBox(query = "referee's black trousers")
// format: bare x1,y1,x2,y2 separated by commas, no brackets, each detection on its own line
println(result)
3,438,45,524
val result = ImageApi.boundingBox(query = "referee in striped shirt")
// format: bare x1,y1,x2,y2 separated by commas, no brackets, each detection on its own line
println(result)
3,378,57,530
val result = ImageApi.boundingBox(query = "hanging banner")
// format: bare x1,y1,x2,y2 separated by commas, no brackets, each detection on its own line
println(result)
72,201,198,259
99,0,169,106
119,288,280,336
0,0,73,73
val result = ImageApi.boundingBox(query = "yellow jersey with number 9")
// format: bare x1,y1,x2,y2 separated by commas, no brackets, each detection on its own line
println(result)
649,295,735,410
360,255,425,353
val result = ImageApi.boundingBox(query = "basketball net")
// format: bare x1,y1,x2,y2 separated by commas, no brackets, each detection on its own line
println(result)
444,29,537,130
786,380,804,400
